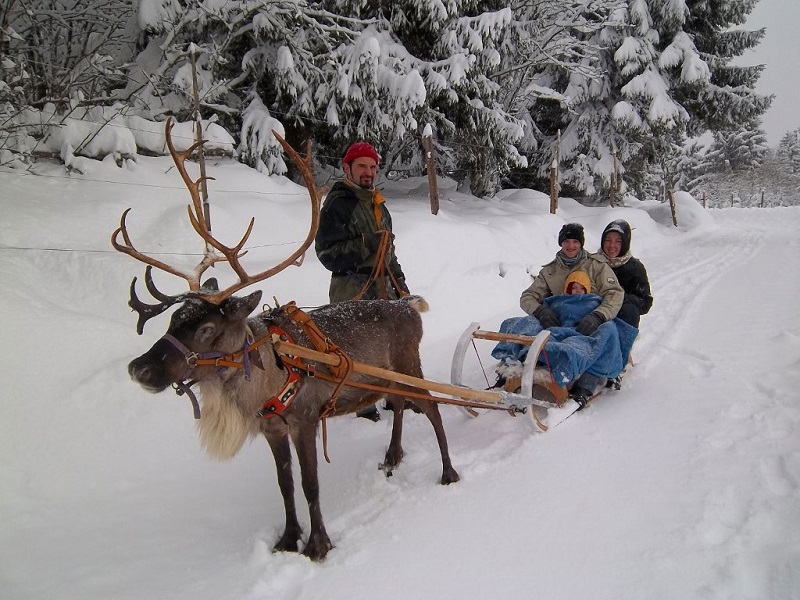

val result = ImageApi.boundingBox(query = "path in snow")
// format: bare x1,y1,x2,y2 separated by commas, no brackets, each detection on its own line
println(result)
622,209,800,599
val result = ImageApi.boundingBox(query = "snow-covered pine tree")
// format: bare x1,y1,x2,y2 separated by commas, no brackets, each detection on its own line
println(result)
670,138,715,198
776,128,800,175
126,0,525,194
127,0,365,170
520,0,770,201
324,0,525,197
423,4,527,197
676,0,772,138
706,123,769,172
499,0,625,194
499,2,612,146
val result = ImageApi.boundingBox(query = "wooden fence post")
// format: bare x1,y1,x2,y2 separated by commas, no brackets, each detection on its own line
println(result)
421,126,439,215
549,129,560,214
610,151,619,206
668,190,678,227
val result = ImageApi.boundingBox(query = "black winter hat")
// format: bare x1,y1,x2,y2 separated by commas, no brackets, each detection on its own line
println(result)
558,223,585,247
601,220,632,256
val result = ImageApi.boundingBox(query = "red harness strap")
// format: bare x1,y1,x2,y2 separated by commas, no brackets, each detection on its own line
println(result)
258,324,303,419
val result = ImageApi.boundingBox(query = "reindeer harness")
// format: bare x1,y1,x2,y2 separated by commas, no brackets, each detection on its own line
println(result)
164,302,361,423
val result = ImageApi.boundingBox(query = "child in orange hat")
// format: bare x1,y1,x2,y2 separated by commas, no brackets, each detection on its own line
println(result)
564,270,591,295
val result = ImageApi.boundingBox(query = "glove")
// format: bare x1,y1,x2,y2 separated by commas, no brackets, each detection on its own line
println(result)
394,276,410,297
624,295,644,312
576,311,605,336
533,305,561,329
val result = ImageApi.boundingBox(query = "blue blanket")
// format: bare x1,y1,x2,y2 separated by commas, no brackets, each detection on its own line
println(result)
491,294,638,386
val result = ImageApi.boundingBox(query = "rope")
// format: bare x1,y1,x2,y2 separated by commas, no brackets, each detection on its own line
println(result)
353,229,390,300
471,338,492,388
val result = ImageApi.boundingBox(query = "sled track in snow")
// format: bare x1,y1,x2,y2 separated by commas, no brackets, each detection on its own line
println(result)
631,224,764,376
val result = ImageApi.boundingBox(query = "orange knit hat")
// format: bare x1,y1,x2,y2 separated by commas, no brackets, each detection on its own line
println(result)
564,270,591,294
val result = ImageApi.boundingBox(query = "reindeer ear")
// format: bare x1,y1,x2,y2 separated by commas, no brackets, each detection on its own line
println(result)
201,278,219,291
221,290,262,320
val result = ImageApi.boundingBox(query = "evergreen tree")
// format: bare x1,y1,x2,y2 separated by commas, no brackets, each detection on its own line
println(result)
706,123,769,172
125,0,363,172
776,128,800,174
498,0,617,190
672,139,715,199
124,0,524,194
677,0,772,137
309,0,527,196
520,0,771,201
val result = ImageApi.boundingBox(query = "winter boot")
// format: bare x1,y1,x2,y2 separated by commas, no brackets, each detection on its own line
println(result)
569,386,594,411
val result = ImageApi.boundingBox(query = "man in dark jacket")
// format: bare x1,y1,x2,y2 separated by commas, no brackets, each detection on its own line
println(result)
315,141,409,303
315,141,410,420
597,220,653,328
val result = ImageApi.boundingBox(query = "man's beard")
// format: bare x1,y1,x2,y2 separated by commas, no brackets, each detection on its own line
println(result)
356,176,374,189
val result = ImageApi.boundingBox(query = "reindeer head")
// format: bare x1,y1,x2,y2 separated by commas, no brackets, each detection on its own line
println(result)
127,289,263,392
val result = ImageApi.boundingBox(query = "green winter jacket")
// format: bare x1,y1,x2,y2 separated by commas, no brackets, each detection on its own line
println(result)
314,180,407,302
520,252,624,322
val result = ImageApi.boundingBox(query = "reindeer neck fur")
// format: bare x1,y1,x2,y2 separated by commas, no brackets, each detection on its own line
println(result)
196,313,285,460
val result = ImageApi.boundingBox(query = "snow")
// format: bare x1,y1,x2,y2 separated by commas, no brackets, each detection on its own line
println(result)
2,152,800,600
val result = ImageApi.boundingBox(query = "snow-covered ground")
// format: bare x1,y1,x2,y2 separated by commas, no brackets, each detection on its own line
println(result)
1,154,799,600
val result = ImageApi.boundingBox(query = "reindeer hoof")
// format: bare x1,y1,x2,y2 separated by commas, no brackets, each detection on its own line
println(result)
303,535,334,562
441,468,460,485
378,462,394,477
273,535,300,554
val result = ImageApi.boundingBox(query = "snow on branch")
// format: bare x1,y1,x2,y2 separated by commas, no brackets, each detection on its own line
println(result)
238,96,287,176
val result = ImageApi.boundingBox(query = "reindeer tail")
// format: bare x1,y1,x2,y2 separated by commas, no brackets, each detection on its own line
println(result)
402,295,429,314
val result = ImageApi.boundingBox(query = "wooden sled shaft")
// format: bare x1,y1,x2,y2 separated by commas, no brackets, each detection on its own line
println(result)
273,340,508,405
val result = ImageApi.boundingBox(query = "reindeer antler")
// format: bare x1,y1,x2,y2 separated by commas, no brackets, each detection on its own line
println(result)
112,119,321,331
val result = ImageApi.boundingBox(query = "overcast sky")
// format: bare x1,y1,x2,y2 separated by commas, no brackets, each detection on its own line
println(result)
742,0,800,146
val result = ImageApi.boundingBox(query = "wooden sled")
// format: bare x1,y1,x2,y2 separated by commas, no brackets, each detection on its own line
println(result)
449,322,582,432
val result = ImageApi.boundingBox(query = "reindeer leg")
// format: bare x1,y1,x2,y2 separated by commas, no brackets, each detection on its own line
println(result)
380,392,406,477
263,430,303,553
393,353,460,485
291,422,333,561
410,393,460,485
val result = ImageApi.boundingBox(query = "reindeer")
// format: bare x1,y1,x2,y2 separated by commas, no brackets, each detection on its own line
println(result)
113,122,459,561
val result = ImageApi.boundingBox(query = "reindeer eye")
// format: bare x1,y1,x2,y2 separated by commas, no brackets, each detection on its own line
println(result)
195,323,217,344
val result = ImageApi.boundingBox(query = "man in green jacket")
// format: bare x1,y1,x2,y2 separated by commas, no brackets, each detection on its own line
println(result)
315,141,410,421
315,141,409,303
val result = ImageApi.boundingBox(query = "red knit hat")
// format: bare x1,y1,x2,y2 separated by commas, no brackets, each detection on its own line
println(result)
343,142,380,165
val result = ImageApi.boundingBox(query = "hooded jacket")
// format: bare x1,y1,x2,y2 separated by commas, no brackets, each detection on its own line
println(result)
599,220,653,315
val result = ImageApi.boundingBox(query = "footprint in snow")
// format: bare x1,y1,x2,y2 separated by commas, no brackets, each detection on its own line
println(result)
759,455,795,496
695,486,749,546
